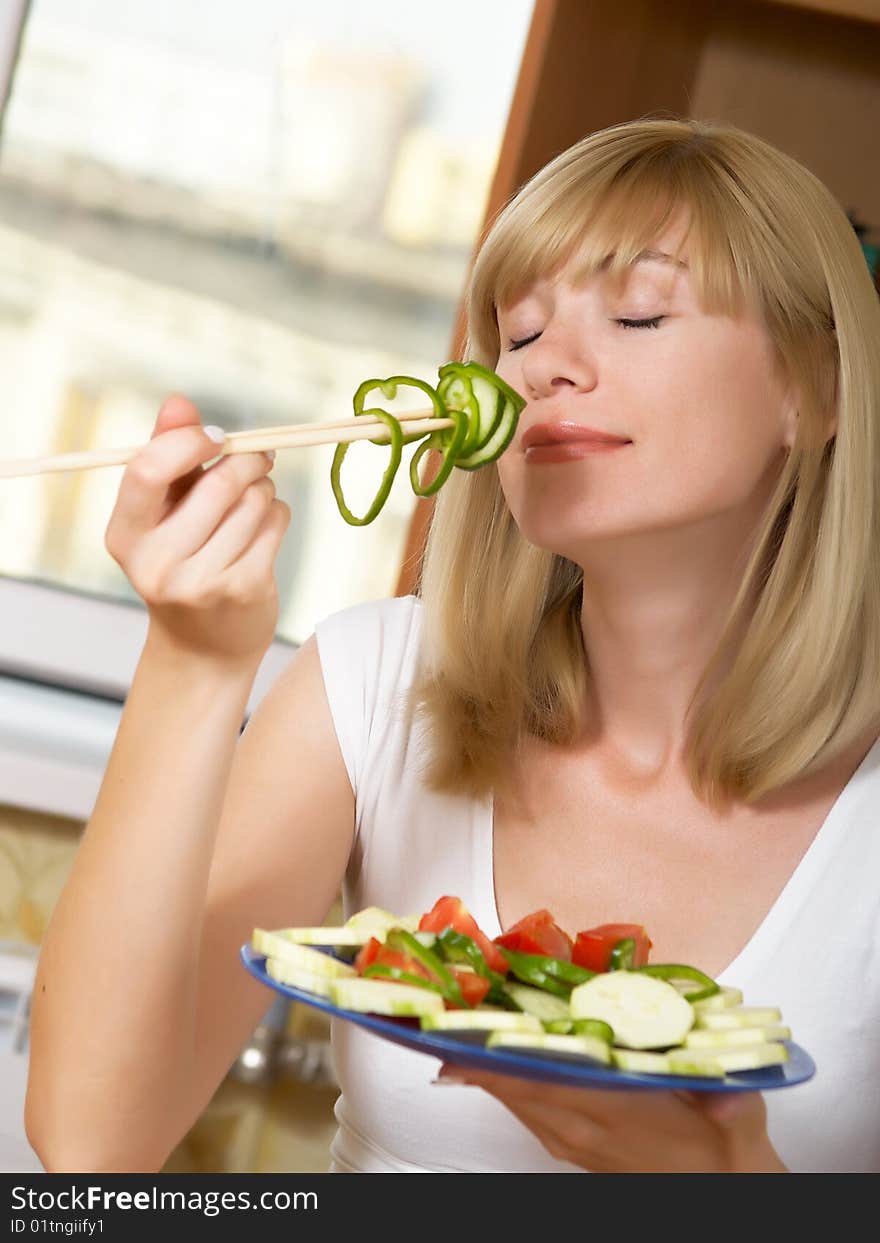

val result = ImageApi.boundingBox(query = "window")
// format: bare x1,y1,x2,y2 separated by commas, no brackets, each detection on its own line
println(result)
0,0,533,645
0,0,533,819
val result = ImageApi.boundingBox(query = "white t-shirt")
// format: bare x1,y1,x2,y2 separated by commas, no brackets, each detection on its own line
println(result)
314,593,880,1173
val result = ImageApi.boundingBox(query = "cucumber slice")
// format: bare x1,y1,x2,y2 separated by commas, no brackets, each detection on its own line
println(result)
420,1010,543,1034
251,929,357,977
610,1049,685,1076
683,1024,791,1048
342,908,421,938
265,956,339,998
502,982,571,1023
667,1042,788,1076
255,924,371,948
330,977,444,1017
486,1031,612,1065
695,1006,783,1030
569,970,694,1050
690,986,744,1013
454,398,519,470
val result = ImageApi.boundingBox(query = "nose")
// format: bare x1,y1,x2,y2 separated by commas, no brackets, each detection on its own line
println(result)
520,322,598,401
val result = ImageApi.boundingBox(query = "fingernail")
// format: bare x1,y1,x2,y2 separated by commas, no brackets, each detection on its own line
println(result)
265,450,276,462
430,1074,468,1086
203,425,226,444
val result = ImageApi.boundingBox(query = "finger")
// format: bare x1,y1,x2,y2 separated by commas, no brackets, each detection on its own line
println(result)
181,476,277,580
695,1090,758,1128
113,413,224,536
151,449,275,562
154,395,218,512
216,498,291,598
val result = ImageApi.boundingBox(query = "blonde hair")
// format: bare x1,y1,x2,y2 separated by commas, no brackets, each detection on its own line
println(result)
405,115,880,811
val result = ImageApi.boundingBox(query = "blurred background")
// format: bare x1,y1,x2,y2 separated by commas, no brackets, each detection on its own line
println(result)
0,0,877,1173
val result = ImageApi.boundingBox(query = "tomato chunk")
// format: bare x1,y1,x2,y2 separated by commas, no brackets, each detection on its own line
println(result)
418,896,509,975
571,923,653,972
353,937,382,973
354,940,434,981
494,908,573,960
449,970,491,1009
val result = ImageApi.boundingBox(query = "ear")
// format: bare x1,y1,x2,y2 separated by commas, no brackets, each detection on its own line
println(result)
781,390,799,451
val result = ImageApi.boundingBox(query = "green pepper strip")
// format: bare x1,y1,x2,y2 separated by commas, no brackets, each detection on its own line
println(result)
636,963,720,1004
435,928,506,987
454,360,528,418
437,369,482,457
570,1018,615,1043
384,927,467,1007
410,407,469,497
362,964,445,994
608,938,636,971
499,949,595,987
496,948,578,1000
353,376,445,447
433,928,518,1009
330,406,403,526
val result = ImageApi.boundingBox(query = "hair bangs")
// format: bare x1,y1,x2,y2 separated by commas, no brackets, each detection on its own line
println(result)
469,134,761,367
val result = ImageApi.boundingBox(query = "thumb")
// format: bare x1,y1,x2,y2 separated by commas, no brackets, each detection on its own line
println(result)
152,393,204,440
697,1091,753,1128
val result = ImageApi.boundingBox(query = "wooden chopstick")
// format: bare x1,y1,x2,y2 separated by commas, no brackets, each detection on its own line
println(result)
0,408,455,479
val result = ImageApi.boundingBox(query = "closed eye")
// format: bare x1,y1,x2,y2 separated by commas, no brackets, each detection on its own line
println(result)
617,317,665,330
506,316,665,351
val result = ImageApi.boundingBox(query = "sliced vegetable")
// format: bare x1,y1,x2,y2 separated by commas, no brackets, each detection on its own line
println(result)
691,986,744,1013
363,964,445,994
330,404,403,526
265,957,339,998
384,927,467,1007
486,1031,612,1066
420,1010,542,1034
608,938,636,971
683,1024,791,1048
330,363,525,525
344,907,421,937
452,969,491,1008
418,896,509,976
636,963,719,1003
251,929,357,978
695,1006,783,1031
569,970,694,1050
571,1018,615,1043
497,948,579,999
502,982,571,1023
434,928,506,988
494,909,574,960
330,977,444,1017
571,924,652,973
610,1049,682,1076
666,1043,788,1076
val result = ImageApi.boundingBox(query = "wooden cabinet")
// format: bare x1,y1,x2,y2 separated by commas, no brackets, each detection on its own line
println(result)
396,0,880,595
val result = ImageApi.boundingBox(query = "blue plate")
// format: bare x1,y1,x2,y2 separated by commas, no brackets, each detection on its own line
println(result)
241,944,816,1093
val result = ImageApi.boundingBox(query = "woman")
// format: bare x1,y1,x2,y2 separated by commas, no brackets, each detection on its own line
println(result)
25,118,880,1173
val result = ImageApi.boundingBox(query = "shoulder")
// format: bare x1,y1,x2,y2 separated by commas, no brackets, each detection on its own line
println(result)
314,594,424,689
315,593,422,648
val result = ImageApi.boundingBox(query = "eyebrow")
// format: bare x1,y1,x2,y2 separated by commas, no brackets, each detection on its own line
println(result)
599,249,689,270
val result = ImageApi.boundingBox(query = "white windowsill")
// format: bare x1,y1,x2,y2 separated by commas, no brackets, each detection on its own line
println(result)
0,577,297,823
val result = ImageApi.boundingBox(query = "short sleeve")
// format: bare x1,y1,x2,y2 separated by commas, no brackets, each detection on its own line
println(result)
313,594,422,805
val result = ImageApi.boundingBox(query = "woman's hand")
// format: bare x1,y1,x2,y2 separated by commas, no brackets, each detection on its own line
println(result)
105,395,291,670
435,1064,788,1172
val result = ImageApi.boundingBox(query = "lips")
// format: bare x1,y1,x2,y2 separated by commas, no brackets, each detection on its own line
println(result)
521,421,632,451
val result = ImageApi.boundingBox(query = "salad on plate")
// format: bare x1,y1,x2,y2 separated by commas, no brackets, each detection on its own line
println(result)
243,896,811,1086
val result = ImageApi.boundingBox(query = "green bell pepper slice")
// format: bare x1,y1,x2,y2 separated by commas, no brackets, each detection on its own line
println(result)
608,938,636,971
384,927,467,1007
636,963,720,1003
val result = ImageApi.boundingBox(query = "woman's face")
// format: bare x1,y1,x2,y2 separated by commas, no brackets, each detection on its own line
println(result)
493,217,797,562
